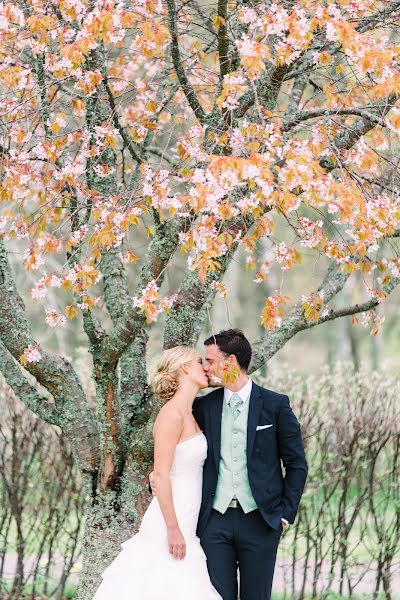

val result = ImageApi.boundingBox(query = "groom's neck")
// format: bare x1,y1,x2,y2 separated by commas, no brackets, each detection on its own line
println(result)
224,372,249,393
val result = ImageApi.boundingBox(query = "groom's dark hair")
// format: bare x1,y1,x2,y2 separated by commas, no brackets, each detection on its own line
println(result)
204,329,252,371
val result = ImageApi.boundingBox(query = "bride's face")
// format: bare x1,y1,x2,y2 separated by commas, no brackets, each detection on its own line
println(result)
183,354,209,389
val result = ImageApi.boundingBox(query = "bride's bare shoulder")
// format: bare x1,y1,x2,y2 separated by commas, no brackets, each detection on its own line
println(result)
153,403,183,435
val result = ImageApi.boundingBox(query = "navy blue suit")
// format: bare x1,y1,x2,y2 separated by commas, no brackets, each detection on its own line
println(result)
192,382,308,600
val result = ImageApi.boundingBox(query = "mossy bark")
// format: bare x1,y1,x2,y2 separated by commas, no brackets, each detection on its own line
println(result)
76,413,156,599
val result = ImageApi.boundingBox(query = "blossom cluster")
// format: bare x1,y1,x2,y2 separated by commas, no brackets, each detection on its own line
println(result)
0,0,399,342
132,281,177,324
261,294,290,330
20,343,42,365
45,309,67,328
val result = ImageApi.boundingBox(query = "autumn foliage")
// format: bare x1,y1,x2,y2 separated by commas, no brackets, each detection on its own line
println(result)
0,0,399,364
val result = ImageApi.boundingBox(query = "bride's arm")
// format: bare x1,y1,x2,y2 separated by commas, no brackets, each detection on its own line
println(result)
153,409,186,560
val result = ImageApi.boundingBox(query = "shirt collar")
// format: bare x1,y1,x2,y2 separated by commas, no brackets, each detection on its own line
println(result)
224,377,252,405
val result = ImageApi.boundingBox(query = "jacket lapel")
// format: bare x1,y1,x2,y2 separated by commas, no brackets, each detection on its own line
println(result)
247,383,263,458
211,388,224,467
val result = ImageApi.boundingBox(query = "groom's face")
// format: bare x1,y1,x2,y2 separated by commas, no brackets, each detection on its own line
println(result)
204,344,230,387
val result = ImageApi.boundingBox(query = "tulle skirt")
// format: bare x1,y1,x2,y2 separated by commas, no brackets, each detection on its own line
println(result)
92,528,222,600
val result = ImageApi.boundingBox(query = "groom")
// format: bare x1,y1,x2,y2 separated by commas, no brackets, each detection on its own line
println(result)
192,329,308,600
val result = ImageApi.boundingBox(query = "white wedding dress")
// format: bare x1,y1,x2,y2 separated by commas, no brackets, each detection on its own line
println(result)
93,431,222,600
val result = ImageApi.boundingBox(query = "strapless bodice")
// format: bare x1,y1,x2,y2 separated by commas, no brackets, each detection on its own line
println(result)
169,431,207,478
139,431,207,540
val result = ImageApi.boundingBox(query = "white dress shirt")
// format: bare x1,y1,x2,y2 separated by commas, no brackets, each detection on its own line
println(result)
224,377,252,410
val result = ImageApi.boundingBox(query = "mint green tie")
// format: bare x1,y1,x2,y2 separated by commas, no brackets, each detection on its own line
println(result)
229,392,244,420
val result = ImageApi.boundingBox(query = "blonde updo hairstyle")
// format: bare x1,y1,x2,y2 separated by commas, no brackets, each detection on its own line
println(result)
152,346,198,402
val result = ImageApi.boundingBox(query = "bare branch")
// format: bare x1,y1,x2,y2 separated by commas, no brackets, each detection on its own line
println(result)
351,173,398,195
357,0,400,33
190,0,217,35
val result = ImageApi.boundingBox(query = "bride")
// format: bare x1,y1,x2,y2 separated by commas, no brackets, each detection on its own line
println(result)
93,346,222,600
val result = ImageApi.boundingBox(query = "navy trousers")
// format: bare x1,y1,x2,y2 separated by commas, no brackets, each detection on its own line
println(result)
200,507,282,600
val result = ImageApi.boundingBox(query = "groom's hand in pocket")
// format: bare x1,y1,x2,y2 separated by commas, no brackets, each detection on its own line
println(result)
168,525,186,560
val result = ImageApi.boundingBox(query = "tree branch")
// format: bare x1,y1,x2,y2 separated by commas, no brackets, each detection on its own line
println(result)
146,146,179,167
319,94,398,172
357,0,400,33
66,192,105,347
166,0,207,122
0,238,99,472
236,64,289,117
98,217,187,364
250,265,400,373
283,106,390,132
284,74,309,118
104,77,145,164
317,297,392,325
0,340,58,426
351,172,398,195
250,262,351,372
217,0,230,80
119,330,150,451
163,214,254,348
99,245,130,325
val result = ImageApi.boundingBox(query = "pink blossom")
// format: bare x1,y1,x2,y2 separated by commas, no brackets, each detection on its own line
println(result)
25,343,42,363
23,247,44,271
45,309,67,328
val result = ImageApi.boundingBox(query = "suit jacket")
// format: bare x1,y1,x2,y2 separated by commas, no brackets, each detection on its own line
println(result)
192,382,308,537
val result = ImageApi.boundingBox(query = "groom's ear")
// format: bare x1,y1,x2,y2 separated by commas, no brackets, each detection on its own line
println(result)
228,354,239,366
228,354,246,374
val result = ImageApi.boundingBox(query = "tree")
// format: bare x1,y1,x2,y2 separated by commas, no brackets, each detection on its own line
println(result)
0,0,400,596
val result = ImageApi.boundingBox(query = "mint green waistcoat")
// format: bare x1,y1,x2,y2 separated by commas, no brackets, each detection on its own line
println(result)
212,394,257,514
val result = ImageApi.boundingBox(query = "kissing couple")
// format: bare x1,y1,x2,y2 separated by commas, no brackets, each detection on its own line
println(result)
93,329,308,600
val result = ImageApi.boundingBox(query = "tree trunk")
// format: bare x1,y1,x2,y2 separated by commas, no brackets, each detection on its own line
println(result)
76,420,155,599
77,504,135,600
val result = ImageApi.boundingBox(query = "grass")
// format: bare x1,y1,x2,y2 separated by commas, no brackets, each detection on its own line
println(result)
0,588,391,600
0,581,394,600
0,577,77,599
272,594,392,600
